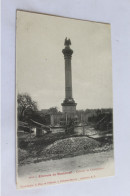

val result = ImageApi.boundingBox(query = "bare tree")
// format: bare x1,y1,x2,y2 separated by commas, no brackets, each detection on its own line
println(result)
17,93,38,121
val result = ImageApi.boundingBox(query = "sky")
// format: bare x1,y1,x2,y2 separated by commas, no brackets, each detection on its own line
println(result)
16,11,113,111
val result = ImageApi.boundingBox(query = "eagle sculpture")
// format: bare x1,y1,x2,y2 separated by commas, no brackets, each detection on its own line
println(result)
64,37,71,46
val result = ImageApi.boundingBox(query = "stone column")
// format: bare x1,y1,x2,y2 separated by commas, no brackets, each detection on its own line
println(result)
64,47,73,99
36,127,42,137
50,114,54,126
61,38,77,114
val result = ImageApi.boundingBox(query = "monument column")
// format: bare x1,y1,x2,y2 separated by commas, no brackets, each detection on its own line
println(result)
61,38,77,114
63,40,73,99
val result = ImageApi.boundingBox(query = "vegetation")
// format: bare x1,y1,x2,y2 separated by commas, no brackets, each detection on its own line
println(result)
17,93,113,166
17,93,51,125
17,93,38,121
88,110,113,132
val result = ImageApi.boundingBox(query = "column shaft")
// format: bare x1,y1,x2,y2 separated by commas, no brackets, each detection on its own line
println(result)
65,57,72,99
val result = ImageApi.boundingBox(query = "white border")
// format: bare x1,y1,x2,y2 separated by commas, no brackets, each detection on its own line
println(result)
1,0,130,195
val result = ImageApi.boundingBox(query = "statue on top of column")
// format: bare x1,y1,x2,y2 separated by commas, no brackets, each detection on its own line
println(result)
64,37,71,47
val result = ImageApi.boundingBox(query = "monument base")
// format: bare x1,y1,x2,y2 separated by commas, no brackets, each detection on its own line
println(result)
62,105,76,114
61,98,77,113
61,98,77,124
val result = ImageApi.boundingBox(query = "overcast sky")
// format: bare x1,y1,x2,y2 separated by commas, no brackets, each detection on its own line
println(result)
16,11,113,111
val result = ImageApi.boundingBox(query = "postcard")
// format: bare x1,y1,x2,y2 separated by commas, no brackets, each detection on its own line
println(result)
16,10,114,189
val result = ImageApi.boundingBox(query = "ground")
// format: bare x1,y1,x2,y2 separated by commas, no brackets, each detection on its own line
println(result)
18,149,114,177
18,126,113,166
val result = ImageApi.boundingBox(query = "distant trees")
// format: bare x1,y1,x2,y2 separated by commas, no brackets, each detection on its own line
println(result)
88,109,113,131
75,109,113,131
17,93,38,121
48,107,59,114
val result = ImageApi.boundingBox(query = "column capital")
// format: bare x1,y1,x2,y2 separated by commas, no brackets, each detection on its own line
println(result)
62,47,73,58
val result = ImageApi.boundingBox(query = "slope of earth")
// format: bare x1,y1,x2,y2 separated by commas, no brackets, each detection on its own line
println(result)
18,133,113,165
40,136,101,161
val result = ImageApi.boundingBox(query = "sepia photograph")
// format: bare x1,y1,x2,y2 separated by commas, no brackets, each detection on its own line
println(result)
16,10,114,189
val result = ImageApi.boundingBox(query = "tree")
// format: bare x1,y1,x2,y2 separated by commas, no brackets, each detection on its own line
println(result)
17,93,38,121
48,107,58,115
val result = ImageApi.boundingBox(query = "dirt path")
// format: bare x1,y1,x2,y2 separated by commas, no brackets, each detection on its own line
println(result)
18,150,114,177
